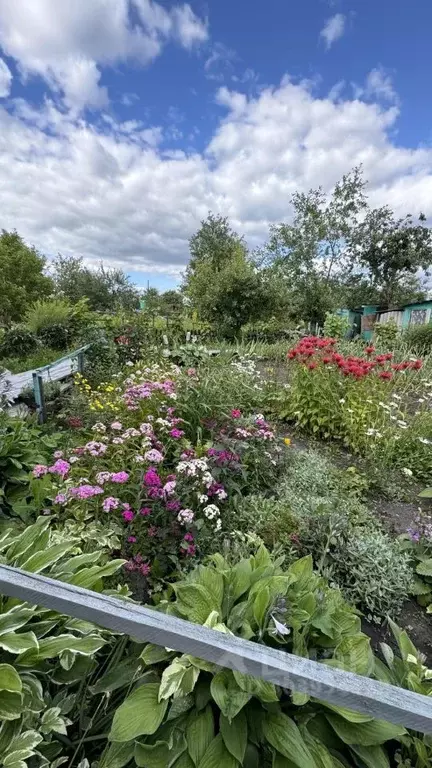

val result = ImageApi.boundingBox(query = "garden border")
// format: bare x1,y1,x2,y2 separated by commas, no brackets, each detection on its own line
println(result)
0,565,431,733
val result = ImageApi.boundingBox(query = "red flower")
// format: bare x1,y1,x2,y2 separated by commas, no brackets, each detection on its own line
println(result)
67,416,83,429
365,346,375,355
231,409,242,419
322,356,332,364
411,359,423,370
378,371,393,380
307,362,317,370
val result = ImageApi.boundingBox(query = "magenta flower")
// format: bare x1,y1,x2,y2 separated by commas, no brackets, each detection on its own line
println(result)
128,536,137,543
143,468,162,487
169,429,184,439
103,496,120,512
54,493,67,505
140,563,151,576
166,499,181,512
184,532,194,542
140,507,152,516
147,487,164,499
231,409,242,419
148,526,158,537
186,544,196,556
69,485,104,499
122,509,134,522
111,471,129,484
33,464,48,478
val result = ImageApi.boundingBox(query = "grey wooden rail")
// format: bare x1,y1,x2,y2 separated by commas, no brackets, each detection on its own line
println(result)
0,565,431,733
32,344,90,422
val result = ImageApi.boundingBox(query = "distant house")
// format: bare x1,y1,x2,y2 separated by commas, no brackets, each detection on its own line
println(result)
336,299,432,340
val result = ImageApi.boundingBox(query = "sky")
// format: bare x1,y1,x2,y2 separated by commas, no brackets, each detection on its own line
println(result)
1,1,432,291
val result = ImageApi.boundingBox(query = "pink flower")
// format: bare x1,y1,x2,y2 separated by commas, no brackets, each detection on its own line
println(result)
128,536,137,543
148,526,158,537
140,507,152,516
166,499,181,512
53,450,64,459
140,563,151,576
96,471,111,485
184,532,194,542
111,471,129,484
187,368,197,377
103,496,120,512
49,459,71,478
143,468,162,487
111,421,123,430
144,449,164,464
33,464,48,478
69,485,104,499
125,560,135,572
169,429,185,439
122,509,134,522
231,409,242,419
178,509,194,525
163,480,176,496
186,544,196,556
54,493,67,505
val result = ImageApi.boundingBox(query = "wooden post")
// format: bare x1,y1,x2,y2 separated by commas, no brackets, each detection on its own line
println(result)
32,371,46,424
77,351,84,375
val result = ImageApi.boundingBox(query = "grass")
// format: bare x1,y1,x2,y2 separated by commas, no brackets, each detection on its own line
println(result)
0,347,64,373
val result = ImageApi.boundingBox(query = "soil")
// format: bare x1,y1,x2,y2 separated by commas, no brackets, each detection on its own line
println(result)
363,600,432,664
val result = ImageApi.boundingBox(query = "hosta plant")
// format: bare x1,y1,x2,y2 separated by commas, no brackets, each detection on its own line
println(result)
0,516,126,768
105,546,409,768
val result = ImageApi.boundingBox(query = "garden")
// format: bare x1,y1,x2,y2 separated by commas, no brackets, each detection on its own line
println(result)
1,170,432,767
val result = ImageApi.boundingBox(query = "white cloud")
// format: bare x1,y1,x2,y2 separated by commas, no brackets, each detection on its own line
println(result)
0,0,208,112
364,67,399,104
0,56,11,97
320,13,346,49
1,79,432,277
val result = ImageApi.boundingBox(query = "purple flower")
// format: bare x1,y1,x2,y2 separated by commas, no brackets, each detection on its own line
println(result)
140,507,152,516
147,487,164,499
110,471,129,484
53,450,64,459
54,493,67,505
49,459,71,478
69,485,104,500
166,499,181,513
169,429,185,439
140,563,151,576
103,496,120,512
33,464,48,478
143,468,162,487
111,421,123,430
128,536,137,543
122,509,134,522
407,527,421,543
163,480,176,496
144,449,164,464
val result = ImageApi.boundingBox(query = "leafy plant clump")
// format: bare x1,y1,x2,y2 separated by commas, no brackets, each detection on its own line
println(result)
105,546,417,768
0,328,40,360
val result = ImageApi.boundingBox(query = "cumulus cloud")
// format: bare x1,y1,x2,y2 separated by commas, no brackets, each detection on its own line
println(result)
0,56,11,97
320,14,346,49
364,67,399,104
0,0,208,112
1,79,432,277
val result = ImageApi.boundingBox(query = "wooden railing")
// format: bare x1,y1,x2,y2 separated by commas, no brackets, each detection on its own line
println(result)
32,344,90,422
0,565,431,733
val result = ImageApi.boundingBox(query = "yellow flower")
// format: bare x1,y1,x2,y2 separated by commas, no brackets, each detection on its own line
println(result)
284,438,292,446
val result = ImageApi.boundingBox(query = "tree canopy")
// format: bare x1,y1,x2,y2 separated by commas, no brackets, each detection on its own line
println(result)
52,255,140,313
0,230,53,324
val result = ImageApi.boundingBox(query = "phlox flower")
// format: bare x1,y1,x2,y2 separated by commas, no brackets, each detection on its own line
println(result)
96,471,111,485
163,480,176,496
203,504,220,520
53,450,64,459
111,471,129,483
49,459,71,478
111,421,123,430
177,509,194,525
103,496,121,511
92,422,107,433
169,428,185,439
144,449,164,464
54,493,67,505
122,509,134,522
33,464,48,478
112,437,124,445
70,485,104,499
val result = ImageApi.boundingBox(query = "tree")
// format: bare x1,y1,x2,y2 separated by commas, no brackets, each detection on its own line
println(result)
187,212,247,276
259,168,367,324
0,230,53,324
159,290,183,317
348,209,431,306
52,255,139,312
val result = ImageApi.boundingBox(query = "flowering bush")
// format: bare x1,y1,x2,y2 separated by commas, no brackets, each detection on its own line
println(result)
283,336,432,480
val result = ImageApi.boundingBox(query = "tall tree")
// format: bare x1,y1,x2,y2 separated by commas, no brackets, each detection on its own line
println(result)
187,212,247,276
52,255,139,312
0,230,53,324
348,209,431,306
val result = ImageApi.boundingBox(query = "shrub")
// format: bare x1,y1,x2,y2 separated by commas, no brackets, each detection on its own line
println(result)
37,321,71,350
374,319,399,344
25,297,73,334
0,327,39,359
404,322,432,354
323,312,350,339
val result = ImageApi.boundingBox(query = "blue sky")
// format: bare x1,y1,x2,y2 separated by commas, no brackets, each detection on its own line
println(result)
0,0,431,291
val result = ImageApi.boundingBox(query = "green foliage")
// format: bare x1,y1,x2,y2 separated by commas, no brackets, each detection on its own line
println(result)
0,328,40,359
399,512,432,614
0,230,53,325
0,418,57,519
52,254,140,312
25,298,73,334
374,320,399,345
0,348,62,375
164,342,216,368
107,546,410,767
323,313,350,339
0,517,126,768
404,323,432,354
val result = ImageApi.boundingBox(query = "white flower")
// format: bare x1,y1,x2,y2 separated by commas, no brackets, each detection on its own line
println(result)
126,361,134,367
203,504,220,520
339,398,345,404
214,518,222,532
397,420,408,429
163,480,176,496
418,437,431,445
198,494,208,504
135,455,145,463
216,489,228,501
122,428,140,438
202,472,215,488
270,615,291,637
92,422,106,433
392,394,402,400
68,456,79,464
145,449,164,464
418,398,425,403
177,509,194,525
112,437,124,445
401,468,413,477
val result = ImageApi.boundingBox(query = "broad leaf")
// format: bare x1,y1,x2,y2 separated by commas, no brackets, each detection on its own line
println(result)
263,712,316,768
326,714,406,746
220,710,247,763
233,671,279,703
109,683,168,742
0,632,38,654
197,734,238,768
0,664,22,693
210,670,251,721
174,584,215,624
20,541,76,573
186,705,214,765
159,658,200,700
351,744,390,768
416,559,432,577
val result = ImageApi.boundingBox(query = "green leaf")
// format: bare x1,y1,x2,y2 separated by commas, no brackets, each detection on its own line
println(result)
315,701,373,724
99,741,135,768
387,619,418,662
109,683,168,742
253,586,270,629
0,664,22,693
159,658,200,700
19,633,105,664
416,559,432,577
197,734,238,768
173,753,195,768
141,644,175,665
419,488,432,498
20,541,75,573
263,713,316,768
90,658,141,694
174,584,215,624
193,566,224,607
226,560,252,603
210,670,251,721
5,517,50,562
67,560,125,589
8,729,42,754
0,632,38,654
41,707,69,735
220,710,247,763
0,607,35,636
233,671,279,703
0,691,23,721
326,714,406,746
186,705,214,765
332,636,374,676
351,744,390,768
135,731,187,768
